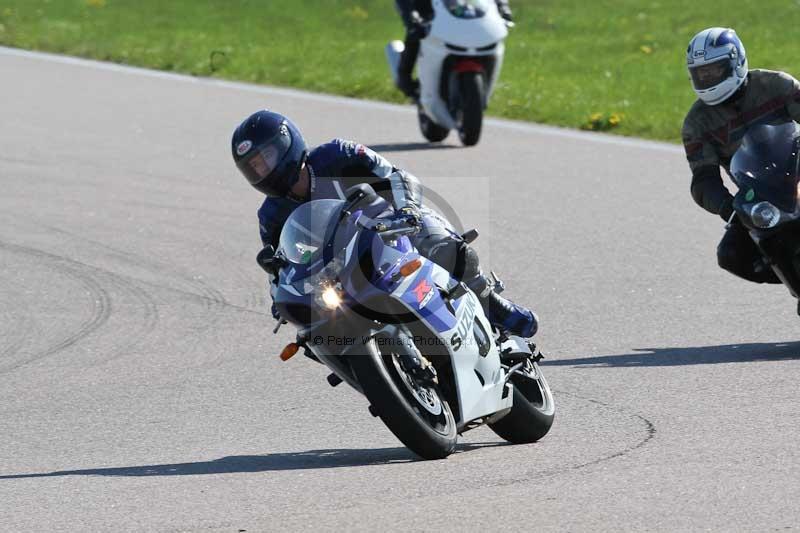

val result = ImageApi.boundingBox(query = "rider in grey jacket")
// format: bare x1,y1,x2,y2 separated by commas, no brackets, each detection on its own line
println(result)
683,27,800,284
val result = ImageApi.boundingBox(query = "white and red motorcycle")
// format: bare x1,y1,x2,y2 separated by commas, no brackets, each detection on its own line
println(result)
386,0,511,146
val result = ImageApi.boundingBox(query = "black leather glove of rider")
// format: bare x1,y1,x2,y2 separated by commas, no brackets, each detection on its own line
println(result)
719,197,735,222
407,11,429,40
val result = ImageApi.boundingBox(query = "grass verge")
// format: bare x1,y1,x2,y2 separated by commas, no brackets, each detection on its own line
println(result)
2,0,800,141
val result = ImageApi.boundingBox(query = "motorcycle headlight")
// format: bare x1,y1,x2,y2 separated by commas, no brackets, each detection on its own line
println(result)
319,284,342,309
750,201,781,229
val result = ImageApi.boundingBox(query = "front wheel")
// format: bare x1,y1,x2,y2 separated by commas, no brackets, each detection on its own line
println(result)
456,71,485,146
488,361,555,444
418,105,450,143
350,339,457,459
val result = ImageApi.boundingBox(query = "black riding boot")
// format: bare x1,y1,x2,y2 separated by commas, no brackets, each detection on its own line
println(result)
396,34,420,99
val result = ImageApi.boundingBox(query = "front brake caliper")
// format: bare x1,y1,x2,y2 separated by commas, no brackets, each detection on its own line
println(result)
398,350,438,383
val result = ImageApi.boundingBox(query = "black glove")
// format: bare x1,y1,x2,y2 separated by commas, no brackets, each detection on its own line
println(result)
719,197,735,222
406,12,429,40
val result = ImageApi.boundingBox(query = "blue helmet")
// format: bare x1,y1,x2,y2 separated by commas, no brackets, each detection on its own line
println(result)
232,110,308,196
686,28,748,105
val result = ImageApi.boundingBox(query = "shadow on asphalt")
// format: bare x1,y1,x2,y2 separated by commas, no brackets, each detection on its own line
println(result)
546,341,800,368
0,442,508,479
364,142,460,152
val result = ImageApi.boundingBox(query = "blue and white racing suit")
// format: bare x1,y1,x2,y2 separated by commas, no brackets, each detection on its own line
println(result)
258,139,465,280
257,139,537,336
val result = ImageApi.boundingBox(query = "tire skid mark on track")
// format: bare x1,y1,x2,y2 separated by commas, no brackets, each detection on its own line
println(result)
0,242,165,373
0,301,36,361
0,242,112,374
0,239,268,375
302,389,658,518
488,388,656,489
554,389,657,468
38,224,234,325
0,265,37,359
96,268,161,364
26,272,110,362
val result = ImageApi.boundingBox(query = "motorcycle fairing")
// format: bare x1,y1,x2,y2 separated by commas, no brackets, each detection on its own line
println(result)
377,249,512,423
430,0,508,49
439,289,513,423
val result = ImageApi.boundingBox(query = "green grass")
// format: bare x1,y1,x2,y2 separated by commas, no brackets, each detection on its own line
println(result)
2,0,800,141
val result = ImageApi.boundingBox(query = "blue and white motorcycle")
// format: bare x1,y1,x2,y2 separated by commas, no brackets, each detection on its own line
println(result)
258,193,554,459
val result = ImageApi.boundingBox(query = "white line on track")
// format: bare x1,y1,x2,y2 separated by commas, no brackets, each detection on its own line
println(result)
0,45,682,155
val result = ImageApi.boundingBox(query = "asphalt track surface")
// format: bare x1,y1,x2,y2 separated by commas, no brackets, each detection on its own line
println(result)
2,47,800,532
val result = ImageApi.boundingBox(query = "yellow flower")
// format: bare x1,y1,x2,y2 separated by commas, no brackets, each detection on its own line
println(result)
640,45,653,54
345,6,368,20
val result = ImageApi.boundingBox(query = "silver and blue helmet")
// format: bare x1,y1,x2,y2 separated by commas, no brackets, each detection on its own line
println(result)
686,27,748,105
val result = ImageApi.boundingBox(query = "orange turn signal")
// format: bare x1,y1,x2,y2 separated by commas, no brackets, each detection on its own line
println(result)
398,259,422,277
280,343,300,361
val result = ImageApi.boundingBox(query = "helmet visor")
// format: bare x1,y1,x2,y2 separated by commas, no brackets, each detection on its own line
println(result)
236,132,292,190
690,59,733,90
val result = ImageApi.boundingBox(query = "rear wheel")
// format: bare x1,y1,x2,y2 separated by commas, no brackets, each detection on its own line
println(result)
488,361,555,443
456,71,485,146
350,339,457,459
418,105,450,143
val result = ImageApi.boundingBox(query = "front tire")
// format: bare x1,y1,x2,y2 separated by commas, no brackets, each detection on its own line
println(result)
418,105,450,143
456,71,485,146
489,361,555,444
350,339,457,459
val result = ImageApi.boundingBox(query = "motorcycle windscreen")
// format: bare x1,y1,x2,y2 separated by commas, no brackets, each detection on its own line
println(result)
278,199,346,277
730,123,800,212
442,0,490,18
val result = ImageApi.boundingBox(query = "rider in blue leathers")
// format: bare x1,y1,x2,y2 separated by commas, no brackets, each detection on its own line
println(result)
232,110,537,337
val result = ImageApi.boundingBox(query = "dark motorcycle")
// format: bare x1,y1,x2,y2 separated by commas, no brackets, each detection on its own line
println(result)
731,122,800,306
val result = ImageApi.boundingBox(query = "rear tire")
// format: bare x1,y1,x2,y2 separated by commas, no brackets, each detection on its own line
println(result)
350,339,457,459
489,362,555,444
456,71,484,146
418,105,450,143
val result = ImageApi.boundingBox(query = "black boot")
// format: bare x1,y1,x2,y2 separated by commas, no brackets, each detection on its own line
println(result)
396,35,421,99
